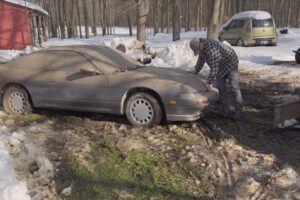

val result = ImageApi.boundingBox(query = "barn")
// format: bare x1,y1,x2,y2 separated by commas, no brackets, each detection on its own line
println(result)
0,0,48,50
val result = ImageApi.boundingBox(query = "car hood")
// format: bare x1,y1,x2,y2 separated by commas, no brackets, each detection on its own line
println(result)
135,66,208,92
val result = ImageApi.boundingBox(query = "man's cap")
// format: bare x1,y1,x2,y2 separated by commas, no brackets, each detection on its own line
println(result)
189,37,199,52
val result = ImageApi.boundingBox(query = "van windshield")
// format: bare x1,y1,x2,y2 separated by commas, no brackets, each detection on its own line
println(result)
252,18,273,27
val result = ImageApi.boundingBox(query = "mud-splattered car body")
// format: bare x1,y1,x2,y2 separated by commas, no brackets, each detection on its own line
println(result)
0,45,218,125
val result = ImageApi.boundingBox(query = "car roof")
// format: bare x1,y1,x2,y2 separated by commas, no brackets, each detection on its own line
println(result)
231,11,272,20
221,10,273,29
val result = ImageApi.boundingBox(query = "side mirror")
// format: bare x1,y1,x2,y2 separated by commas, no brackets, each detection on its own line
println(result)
223,26,228,30
80,68,101,76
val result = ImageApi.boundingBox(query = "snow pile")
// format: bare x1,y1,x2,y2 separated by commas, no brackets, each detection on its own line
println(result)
104,37,137,50
0,126,30,200
231,10,272,20
0,50,21,62
277,119,298,129
152,41,195,68
4,0,48,15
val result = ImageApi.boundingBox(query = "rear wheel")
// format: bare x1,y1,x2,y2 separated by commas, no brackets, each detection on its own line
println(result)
3,86,32,115
296,48,300,64
237,38,245,47
125,92,162,127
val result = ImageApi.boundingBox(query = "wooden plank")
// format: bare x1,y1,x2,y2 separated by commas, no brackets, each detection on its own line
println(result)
273,100,300,127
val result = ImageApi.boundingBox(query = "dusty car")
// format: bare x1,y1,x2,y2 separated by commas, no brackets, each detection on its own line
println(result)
0,45,218,126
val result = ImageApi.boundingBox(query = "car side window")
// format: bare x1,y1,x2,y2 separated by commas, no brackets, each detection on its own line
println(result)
236,20,245,28
227,20,237,29
47,50,95,73
12,51,48,71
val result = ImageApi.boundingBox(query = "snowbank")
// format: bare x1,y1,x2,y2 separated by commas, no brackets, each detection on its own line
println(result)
0,127,30,200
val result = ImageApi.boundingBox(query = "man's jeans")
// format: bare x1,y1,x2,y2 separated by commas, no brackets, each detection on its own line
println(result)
216,68,243,116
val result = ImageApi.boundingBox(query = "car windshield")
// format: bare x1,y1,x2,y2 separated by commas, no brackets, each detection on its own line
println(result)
80,46,141,73
252,18,273,27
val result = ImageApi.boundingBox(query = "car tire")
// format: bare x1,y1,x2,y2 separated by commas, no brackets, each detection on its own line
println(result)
296,48,300,64
3,86,32,115
125,92,162,127
237,38,245,47
271,42,277,46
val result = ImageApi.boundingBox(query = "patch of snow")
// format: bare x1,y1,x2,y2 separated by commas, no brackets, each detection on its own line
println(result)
277,119,298,129
231,10,272,20
0,126,30,200
61,186,72,196
4,0,48,15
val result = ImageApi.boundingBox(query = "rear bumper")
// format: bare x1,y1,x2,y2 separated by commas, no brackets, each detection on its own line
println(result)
245,36,277,46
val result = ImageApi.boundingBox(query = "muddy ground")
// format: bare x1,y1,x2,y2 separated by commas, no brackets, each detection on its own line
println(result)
1,66,300,200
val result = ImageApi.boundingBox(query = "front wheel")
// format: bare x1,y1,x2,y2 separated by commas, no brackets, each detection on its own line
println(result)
3,86,32,115
125,92,162,127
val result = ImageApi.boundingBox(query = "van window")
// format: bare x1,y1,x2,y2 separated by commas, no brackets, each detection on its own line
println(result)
252,18,273,27
236,20,246,28
227,20,245,29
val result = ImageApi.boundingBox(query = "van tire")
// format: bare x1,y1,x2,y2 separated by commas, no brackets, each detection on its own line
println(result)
296,48,300,64
237,38,245,47
271,42,277,46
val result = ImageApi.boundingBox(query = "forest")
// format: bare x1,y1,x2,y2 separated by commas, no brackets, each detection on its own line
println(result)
29,0,300,41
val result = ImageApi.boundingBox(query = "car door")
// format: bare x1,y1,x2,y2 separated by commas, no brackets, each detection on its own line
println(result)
4,51,54,107
46,50,110,112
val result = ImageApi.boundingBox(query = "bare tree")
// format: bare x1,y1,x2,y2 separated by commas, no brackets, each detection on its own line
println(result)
136,0,149,42
76,0,83,38
172,0,180,41
207,0,223,39
92,0,97,36
83,0,89,38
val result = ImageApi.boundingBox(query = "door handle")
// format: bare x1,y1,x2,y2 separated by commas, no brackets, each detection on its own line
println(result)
47,80,55,84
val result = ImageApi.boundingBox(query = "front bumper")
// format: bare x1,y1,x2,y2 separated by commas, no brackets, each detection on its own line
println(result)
164,90,218,122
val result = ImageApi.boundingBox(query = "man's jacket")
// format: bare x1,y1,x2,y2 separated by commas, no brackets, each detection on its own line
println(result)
195,39,239,84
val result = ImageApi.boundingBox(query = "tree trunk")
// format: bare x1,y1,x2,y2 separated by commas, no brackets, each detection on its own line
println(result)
207,0,221,39
76,0,83,38
58,0,66,39
83,0,89,38
136,0,150,42
160,0,164,32
219,0,225,26
297,0,300,27
102,0,107,36
172,0,180,41
92,0,97,36
153,0,158,35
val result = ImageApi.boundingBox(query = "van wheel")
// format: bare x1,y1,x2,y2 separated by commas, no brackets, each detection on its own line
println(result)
125,92,162,127
296,48,300,64
237,38,245,47
3,86,32,115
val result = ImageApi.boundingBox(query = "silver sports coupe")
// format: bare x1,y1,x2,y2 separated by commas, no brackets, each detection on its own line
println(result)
0,45,218,126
